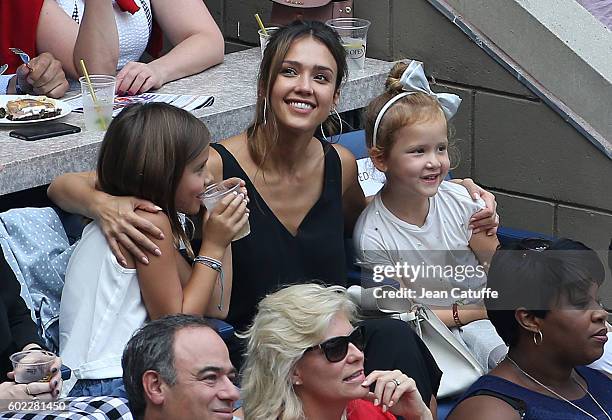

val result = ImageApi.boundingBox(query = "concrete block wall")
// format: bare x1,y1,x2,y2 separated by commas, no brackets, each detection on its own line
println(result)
208,0,611,250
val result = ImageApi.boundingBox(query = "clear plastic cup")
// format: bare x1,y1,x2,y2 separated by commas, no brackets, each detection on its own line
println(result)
258,27,280,58
199,179,250,241
79,75,115,131
10,350,55,384
325,18,371,71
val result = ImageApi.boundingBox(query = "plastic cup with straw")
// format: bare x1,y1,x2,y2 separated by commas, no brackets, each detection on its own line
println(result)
255,14,278,58
79,59,115,131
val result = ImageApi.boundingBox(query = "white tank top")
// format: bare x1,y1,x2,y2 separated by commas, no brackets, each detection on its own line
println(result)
59,222,145,395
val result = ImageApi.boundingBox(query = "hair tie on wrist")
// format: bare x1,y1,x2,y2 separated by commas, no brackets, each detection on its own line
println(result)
193,255,224,310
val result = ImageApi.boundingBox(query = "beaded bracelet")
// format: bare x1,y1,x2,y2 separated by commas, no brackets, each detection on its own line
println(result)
193,255,224,311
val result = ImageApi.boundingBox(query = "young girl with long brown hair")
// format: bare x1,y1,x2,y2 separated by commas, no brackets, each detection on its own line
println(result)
59,103,248,397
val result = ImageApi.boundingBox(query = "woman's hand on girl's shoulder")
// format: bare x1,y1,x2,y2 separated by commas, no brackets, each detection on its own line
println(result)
451,178,499,236
447,395,522,420
97,197,165,267
47,170,165,266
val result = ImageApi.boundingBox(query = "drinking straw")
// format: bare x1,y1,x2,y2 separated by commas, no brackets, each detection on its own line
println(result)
79,59,98,103
80,59,108,130
255,14,267,36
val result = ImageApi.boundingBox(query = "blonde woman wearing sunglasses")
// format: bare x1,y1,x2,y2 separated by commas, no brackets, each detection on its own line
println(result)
241,283,433,420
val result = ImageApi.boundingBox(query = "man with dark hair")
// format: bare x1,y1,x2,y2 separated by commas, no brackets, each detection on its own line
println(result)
122,314,240,420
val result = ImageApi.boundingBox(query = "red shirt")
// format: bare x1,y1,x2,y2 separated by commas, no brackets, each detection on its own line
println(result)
0,0,44,73
0,0,161,75
346,399,397,420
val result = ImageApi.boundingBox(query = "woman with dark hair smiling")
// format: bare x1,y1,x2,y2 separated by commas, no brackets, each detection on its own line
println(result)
449,238,612,420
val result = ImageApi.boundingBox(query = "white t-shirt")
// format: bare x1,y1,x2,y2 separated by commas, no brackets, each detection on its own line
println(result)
56,0,152,70
59,222,146,395
353,181,488,306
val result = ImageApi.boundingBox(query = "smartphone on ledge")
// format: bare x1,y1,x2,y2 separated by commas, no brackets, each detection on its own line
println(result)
9,123,81,141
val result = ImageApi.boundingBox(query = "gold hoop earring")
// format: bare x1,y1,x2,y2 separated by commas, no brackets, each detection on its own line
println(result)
533,330,543,346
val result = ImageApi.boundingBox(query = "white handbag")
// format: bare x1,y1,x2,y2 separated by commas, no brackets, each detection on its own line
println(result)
347,286,485,398
406,305,484,398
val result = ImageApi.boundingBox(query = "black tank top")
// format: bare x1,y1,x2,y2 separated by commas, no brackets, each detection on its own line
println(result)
211,140,347,332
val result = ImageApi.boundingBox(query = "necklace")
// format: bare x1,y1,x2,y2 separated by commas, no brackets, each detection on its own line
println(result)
506,356,611,420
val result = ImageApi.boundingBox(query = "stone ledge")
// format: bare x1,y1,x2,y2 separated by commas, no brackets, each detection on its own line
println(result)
0,49,397,196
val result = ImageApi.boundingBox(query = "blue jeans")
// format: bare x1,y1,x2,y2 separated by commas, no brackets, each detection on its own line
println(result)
68,377,125,397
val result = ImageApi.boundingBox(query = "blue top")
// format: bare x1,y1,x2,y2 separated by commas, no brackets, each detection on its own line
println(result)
451,366,612,419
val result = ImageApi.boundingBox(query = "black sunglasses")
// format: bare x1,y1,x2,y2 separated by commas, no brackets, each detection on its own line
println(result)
304,325,366,363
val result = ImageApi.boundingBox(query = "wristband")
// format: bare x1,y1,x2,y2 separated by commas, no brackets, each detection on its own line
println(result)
452,303,463,329
193,255,224,310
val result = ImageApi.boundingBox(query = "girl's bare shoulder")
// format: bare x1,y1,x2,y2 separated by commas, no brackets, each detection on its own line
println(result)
134,208,172,233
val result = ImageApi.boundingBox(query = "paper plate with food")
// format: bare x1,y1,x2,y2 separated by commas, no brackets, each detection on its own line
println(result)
0,95,72,124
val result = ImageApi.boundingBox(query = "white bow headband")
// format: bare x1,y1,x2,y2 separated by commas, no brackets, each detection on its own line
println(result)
372,61,462,147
